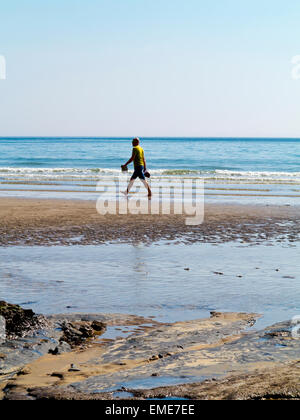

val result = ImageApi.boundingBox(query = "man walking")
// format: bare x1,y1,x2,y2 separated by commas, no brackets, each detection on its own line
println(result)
121,138,152,198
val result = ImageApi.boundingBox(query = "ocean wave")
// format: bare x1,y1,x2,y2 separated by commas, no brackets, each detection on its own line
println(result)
0,167,122,178
208,169,300,182
1,167,300,183
162,169,201,175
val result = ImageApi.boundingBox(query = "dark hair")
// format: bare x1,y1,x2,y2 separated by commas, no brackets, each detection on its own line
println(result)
132,137,140,146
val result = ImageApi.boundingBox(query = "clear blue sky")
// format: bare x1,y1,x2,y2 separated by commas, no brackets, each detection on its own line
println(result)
0,0,300,137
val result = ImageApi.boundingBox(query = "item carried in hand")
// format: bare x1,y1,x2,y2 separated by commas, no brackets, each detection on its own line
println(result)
121,165,128,172
144,170,151,178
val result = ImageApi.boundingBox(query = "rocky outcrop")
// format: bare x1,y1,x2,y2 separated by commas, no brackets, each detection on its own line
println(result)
0,301,48,339
0,304,108,381
59,320,106,348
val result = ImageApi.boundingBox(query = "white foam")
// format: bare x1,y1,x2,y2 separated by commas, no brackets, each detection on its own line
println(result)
0,167,300,184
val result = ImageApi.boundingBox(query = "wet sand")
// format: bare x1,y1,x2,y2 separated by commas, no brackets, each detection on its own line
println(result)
19,361,300,400
1,198,300,399
1,311,300,400
0,197,299,246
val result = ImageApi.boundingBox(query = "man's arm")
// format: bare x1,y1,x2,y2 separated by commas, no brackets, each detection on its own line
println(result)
123,150,135,167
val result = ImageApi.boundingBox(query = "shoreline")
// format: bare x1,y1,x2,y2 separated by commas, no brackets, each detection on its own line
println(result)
0,197,299,246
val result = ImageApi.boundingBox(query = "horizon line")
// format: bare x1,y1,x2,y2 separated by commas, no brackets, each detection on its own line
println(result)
1,136,300,140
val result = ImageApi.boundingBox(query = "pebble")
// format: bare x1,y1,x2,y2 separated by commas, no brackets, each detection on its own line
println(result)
68,363,81,372
50,372,64,379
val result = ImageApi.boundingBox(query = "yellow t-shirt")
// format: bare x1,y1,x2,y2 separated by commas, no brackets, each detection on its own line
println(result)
133,146,144,168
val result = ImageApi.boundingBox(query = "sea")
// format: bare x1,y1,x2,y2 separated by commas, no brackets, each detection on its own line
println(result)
0,137,300,204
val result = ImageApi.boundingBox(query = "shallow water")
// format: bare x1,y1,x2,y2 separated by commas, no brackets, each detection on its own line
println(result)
97,376,206,393
1,181,300,206
0,242,299,330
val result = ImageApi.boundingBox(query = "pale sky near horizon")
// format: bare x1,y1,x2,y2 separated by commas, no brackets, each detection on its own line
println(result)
0,0,300,137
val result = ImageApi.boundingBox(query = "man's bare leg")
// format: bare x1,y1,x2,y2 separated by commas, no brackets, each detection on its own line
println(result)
142,179,152,197
122,179,135,195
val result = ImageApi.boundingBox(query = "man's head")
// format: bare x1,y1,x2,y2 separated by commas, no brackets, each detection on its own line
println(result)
132,137,140,147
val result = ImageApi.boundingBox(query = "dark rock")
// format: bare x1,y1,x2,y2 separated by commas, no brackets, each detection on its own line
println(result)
50,372,64,379
48,347,59,355
79,323,94,338
264,331,290,339
59,320,106,347
59,322,83,347
91,320,106,334
0,300,47,339
210,311,222,318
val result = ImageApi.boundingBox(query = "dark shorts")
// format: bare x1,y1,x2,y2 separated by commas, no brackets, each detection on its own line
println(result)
131,165,145,180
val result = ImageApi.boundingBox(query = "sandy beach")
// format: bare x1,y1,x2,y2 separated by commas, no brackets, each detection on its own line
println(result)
0,198,300,400
0,197,299,246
